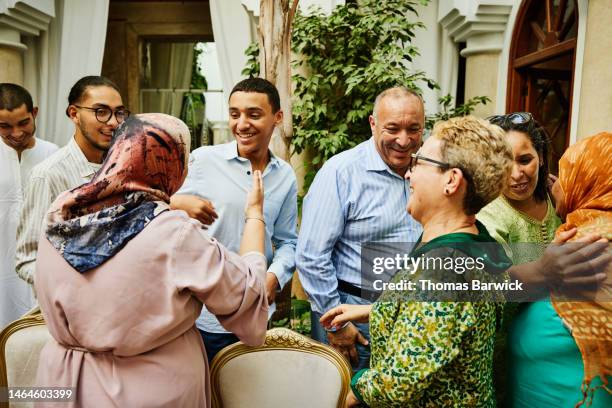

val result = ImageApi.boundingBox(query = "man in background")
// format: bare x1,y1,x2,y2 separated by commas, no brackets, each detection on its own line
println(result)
15,76,127,287
0,83,58,328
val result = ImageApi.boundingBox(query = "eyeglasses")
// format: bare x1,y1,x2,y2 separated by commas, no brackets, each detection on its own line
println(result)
487,112,534,127
74,105,130,124
409,152,450,172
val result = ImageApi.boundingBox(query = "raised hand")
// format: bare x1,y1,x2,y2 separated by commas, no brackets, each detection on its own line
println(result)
245,170,264,218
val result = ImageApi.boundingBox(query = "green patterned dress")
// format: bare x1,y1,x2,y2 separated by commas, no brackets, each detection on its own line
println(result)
351,221,512,407
477,195,561,265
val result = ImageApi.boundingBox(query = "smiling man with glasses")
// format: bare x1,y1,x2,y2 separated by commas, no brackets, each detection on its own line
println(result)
15,76,127,286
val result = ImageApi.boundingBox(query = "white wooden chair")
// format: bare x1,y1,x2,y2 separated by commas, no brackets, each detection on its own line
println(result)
210,327,352,408
0,307,51,408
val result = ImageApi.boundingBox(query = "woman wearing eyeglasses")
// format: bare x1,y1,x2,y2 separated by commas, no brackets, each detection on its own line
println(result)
479,114,610,407
321,116,514,407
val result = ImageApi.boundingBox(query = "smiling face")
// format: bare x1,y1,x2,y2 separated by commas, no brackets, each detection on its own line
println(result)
503,130,541,202
0,103,37,152
68,85,125,154
405,136,447,223
369,94,424,176
228,91,283,160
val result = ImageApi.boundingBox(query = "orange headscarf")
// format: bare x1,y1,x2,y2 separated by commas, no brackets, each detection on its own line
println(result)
552,132,612,406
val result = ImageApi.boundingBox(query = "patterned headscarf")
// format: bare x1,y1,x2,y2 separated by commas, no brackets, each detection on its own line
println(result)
552,132,612,406
45,113,190,272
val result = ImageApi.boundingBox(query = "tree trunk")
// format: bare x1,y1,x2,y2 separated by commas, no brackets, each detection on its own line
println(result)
258,0,299,161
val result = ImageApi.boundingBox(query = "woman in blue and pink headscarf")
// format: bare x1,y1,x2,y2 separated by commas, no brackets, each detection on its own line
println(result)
34,113,269,407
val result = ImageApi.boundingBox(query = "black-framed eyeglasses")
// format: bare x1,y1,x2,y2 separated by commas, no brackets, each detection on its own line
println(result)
487,112,534,127
74,105,130,124
409,152,450,172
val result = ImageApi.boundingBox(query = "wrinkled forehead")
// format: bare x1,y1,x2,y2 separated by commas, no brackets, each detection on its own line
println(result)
376,94,424,123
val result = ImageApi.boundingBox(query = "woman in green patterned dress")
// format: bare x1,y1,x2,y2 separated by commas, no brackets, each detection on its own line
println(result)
321,116,514,407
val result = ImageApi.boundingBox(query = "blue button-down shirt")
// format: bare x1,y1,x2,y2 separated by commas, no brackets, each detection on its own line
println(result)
296,137,422,314
177,141,298,333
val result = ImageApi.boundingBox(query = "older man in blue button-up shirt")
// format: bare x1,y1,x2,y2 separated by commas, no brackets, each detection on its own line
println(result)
296,87,424,370
172,78,297,361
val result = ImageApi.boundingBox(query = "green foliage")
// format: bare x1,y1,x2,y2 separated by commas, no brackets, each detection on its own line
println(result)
191,44,209,92
425,95,491,129
181,43,210,150
270,298,311,336
241,42,261,78
243,0,490,194
290,0,435,178
182,44,208,119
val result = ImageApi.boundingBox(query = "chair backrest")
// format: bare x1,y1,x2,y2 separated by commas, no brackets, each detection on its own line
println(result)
0,308,51,408
210,328,352,408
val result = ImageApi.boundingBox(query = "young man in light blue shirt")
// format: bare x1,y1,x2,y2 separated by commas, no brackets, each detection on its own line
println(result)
171,78,297,361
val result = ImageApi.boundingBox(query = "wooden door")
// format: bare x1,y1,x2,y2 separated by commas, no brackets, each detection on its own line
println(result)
507,0,578,174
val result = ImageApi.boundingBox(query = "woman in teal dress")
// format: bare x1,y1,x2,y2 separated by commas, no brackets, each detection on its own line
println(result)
479,113,611,407
321,116,514,407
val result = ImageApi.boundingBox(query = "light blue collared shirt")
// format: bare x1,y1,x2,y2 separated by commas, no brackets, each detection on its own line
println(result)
296,137,422,314
177,141,298,333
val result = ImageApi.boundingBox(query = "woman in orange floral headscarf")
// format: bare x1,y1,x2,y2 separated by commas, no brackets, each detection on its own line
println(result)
551,132,612,407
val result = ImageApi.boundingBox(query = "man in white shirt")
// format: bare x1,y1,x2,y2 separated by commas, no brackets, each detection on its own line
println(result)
0,83,58,329
15,76,128,287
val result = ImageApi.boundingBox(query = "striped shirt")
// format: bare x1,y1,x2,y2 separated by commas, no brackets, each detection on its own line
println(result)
15,138,101,284
296,137,422,314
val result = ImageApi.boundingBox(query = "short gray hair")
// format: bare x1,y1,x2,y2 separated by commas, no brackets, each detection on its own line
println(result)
372,87,423,120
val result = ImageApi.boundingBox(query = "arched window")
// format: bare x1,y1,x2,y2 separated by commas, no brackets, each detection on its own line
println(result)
507,0,578,174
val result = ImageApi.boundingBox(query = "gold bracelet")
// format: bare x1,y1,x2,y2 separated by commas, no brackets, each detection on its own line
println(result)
245,216,266,226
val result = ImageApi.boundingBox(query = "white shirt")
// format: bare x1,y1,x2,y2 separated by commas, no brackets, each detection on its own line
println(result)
15,138,101,286
0,137,58,329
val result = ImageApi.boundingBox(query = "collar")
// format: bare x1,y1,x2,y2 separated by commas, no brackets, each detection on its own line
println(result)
221,140,280,168
412,220,513,274
67,137,101,178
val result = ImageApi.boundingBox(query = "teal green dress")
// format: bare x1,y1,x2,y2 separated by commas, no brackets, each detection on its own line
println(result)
508,299,612,407
478,196,611,407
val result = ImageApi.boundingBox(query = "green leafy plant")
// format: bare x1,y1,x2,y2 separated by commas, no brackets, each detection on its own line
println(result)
425,95,491,129
182,44,210,150
269,298,311,336
244,0,489,193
